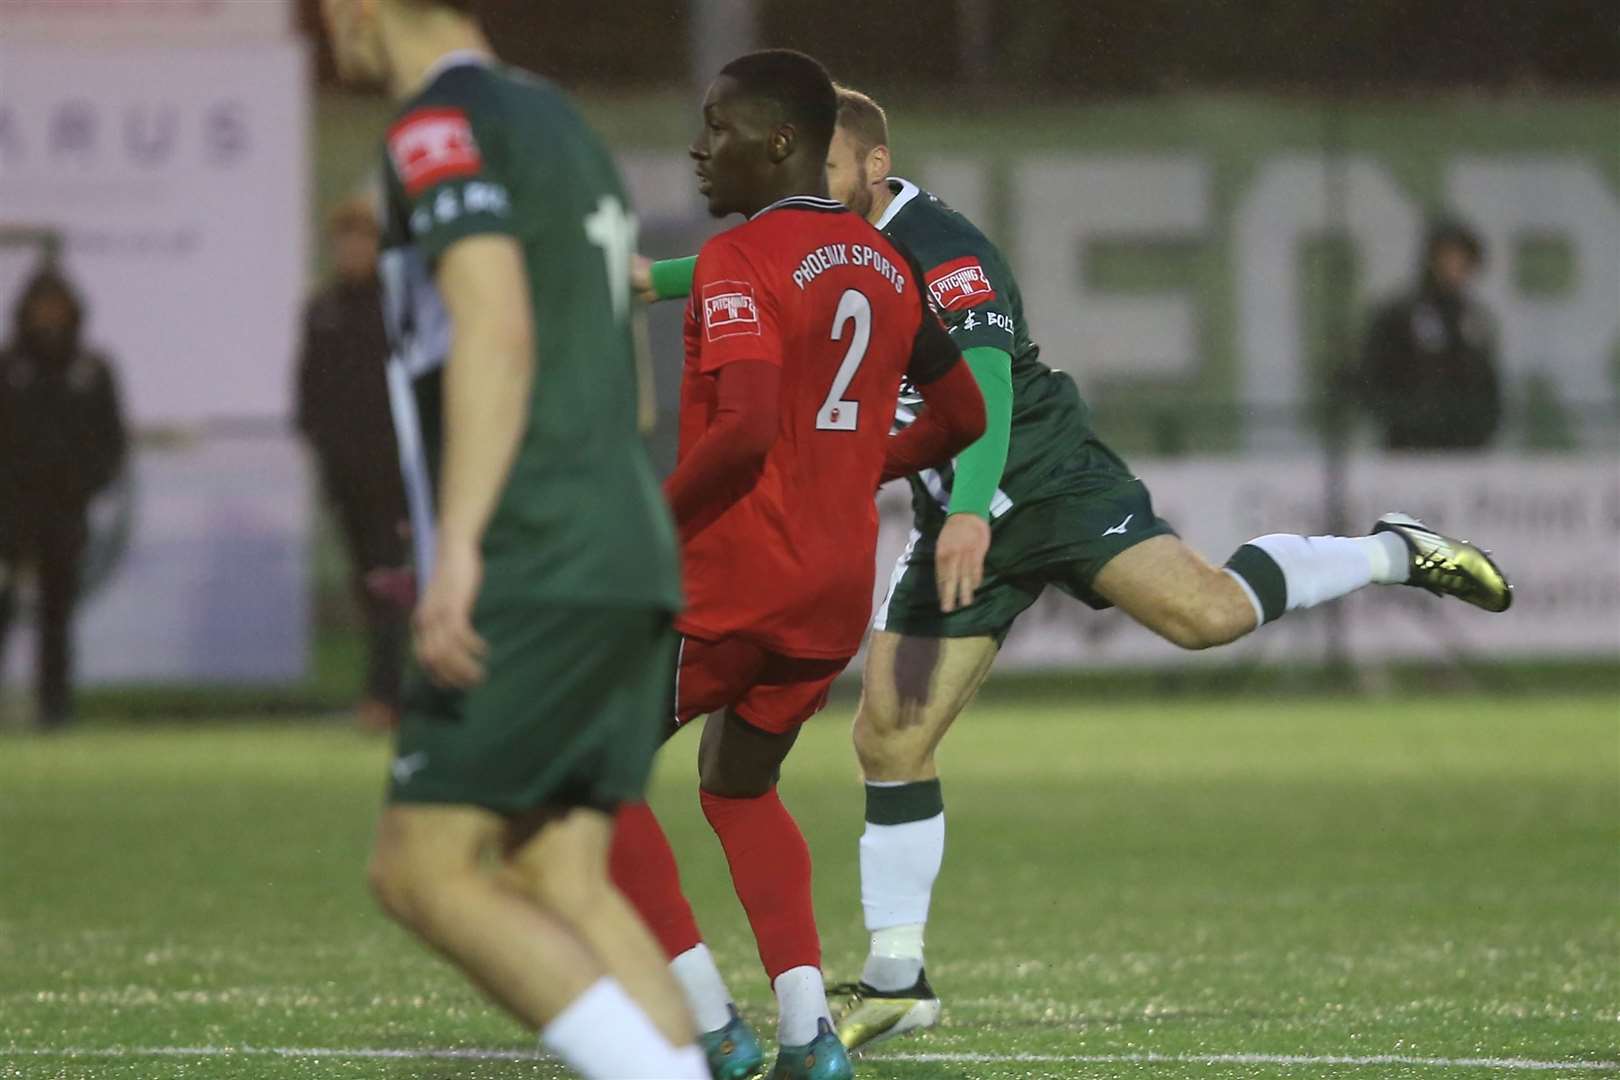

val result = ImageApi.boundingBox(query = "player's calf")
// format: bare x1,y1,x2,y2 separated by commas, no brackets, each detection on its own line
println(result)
841,633,998,1050
699,709,838,1051
608,802,766,1078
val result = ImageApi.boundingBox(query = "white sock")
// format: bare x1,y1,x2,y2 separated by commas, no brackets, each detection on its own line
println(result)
667,1045,712,1078
670,943,734,1034
1247,533,1400,612
1365,531,1412,584
773,964,832,1046
859,812,944,936
541,977,704,1080
862,923,926,992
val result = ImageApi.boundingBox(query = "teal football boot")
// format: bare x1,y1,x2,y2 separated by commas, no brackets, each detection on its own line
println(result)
699,1005,765,1080
767,1018,853,1080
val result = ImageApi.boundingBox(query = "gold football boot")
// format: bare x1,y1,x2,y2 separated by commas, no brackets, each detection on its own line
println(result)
1373,512,1513,613
832,971,941,1054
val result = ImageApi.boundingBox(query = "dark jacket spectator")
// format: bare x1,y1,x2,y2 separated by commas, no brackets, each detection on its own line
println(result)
0,267,128,728
1356,220,1502,451
296,199,408,731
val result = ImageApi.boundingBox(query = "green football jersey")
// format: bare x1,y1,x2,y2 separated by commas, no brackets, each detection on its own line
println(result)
378,57,679,611
879,178,1101,530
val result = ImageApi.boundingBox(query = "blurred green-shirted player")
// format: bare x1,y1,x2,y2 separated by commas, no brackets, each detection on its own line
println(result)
320,0,707,1076
377,55,679,818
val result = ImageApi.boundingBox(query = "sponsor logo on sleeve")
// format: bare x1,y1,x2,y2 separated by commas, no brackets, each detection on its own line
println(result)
926,256,997,311
387,108,483,198
701,280,761,341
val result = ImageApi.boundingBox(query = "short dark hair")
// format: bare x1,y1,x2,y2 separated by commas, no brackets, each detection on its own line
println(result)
834,85,889,156
718,49,838,160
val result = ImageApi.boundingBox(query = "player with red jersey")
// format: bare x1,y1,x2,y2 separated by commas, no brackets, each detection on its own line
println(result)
608,50,986,1080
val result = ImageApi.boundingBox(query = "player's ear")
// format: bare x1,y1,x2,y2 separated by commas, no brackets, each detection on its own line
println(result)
767,121,795,165
868,144,892,185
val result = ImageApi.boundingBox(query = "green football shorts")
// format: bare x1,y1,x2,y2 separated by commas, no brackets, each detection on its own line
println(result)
875,470,1175,645
388,604,676,815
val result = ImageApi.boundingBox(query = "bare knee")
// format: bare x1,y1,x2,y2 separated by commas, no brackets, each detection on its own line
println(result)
366,809,486,929
697,752,774,798
1156,609,1219,650
367,845,424,926
503,807,616,920
697,710,794,799
519,858,611,919
1156,600,1252,650
852,695,933,780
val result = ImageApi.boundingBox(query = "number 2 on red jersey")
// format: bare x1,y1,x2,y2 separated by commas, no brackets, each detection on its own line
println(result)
816,288,871,431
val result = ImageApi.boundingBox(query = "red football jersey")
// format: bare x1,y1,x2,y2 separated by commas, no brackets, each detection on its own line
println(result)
677,196,958,658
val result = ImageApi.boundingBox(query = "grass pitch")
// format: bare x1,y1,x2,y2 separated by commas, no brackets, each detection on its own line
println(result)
2,692,1615,1079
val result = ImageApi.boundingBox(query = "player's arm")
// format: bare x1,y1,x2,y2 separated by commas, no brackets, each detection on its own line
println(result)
944,346,1013,516
886,314,988,613
386,103,526,687
912,343,1012,611
921,248,1017,513
663,359,780,531
663,241,782,534
418,236,534,687
882,303,986,483
434,236,534,556
909,244,1018,611
879,363,985,482
631,254,697,304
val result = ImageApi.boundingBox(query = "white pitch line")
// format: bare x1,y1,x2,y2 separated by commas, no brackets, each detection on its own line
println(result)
870,1052,1620,1072
2,1046,1617,1072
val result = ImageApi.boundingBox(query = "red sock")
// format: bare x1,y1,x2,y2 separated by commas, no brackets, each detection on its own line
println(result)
609,801,703,960
699,786,821,980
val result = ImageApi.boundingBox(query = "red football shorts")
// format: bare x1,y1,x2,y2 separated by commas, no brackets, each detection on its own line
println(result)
674,634,852,735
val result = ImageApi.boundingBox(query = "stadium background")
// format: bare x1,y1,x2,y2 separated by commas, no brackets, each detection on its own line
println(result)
0,4,1616,1079
0,0,1615,704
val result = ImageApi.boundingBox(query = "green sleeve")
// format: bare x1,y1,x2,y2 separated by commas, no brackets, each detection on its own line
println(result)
947,346,1013,519
650,255,697,300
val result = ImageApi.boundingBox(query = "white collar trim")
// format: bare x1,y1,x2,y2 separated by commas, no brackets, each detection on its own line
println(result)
874,177,920,230
750,195,844,220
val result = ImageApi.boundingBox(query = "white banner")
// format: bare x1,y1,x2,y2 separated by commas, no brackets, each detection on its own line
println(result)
872,454,1620,668
0,0,290,43
3,434,310,686
630,149,1620,450
0,42,309,425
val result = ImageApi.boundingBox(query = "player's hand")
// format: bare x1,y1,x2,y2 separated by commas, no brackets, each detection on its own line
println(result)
935,512,991,614
632,254,658,305
412,539,488,689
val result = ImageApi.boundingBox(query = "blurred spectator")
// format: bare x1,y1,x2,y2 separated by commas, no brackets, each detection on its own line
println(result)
0,267,128,730
1356,219,1502,450
296,198,409,732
